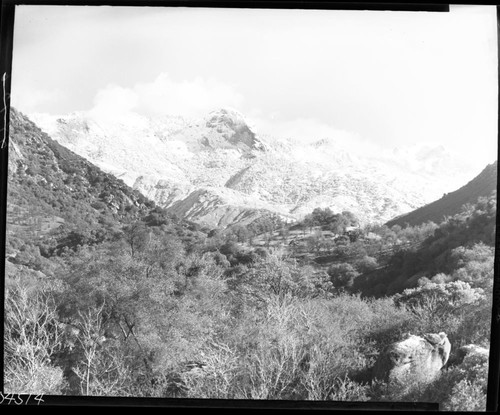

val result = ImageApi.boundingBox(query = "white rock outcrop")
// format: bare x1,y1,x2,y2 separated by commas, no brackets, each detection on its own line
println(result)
373,332,451,385
449,344,489,366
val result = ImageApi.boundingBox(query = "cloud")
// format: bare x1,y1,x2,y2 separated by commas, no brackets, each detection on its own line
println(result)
251,116,345,141
89,84,138,121
10,85,64,115
88,73,244,121
250,115,383,156
134,73,244,118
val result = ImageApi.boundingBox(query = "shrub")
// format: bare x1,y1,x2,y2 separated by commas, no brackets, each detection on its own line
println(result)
394,281,485,341
327,263,360,290
355,256,379,273
4,280,66,395
396,347,489,410
446,379,486,411
91,200,107,210
181,342,242,399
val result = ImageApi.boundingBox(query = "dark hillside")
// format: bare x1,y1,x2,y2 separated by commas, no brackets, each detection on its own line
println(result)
386,161,497,228
5,108,186,259
355,191,496,297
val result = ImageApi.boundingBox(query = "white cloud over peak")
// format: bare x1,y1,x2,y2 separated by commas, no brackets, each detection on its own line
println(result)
135,73,244,118
250,115,383,157
89,84,138,121
87,73,244,122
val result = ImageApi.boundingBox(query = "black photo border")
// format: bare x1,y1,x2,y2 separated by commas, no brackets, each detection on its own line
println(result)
0,0,498,412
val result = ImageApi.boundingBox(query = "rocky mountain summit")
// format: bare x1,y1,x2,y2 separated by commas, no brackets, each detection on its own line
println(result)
204,108,267,152
29,108,479,228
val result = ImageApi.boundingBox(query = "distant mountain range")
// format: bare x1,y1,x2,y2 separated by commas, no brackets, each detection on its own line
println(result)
27,107,489,228
386,161,497,228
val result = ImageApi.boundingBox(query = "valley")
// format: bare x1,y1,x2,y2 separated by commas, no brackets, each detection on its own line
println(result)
6,2,497,409
3,108,496,410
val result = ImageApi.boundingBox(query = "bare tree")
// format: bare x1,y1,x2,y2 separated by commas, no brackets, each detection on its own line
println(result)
4,280,65,394
72,303,133,396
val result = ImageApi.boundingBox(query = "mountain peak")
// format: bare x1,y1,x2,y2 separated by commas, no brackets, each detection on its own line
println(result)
204,108,264,152
205,108,247,127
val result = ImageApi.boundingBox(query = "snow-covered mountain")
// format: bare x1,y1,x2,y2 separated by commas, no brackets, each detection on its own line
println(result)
29,108,479,228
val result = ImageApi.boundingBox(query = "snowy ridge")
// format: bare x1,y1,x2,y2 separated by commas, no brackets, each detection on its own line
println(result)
28,108,477,228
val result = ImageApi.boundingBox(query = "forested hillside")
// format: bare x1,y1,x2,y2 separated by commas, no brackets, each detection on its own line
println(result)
3,109,496,410
386,161,497,228
355,192,496,298
5,108,205,264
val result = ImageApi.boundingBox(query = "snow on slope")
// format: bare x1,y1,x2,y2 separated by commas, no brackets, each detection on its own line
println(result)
28,108,477,227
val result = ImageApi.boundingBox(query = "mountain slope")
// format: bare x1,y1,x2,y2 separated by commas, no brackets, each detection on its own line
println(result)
29,108,478,227
355,189,496,298
5,108,158,259
386,161,497,228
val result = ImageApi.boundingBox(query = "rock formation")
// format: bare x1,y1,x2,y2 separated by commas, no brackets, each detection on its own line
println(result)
373,332,451,385
448,344,489,367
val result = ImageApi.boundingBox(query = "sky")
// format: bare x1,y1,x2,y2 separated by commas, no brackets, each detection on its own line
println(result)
10,5,498,174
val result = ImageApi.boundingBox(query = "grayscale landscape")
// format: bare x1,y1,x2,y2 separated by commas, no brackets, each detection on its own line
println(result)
3,5,497,410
